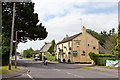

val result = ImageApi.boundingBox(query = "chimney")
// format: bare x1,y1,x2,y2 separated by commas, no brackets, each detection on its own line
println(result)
66,34,68,38
82,26,86,33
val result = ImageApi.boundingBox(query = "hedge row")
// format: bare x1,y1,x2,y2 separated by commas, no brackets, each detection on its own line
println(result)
89,52,115,66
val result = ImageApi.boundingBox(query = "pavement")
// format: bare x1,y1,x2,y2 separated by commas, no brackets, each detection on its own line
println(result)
2,66,28,79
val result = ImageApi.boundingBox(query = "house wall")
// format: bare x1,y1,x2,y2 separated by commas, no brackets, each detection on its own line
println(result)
57,27,99,63
72,29,99,63
57,41,72,62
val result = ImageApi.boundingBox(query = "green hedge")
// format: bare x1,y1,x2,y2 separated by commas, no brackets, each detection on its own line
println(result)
89,52,115,66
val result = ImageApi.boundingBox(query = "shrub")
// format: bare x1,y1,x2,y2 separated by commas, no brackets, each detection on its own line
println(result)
44,51,56,61
89,52,98,64
89,52,115,66
47,40,55,54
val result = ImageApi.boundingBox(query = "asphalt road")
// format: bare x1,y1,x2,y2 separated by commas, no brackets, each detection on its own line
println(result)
10,58,119,80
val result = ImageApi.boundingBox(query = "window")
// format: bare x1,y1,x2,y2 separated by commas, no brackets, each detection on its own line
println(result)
88,44,90,46
93,47,96,49
83,51,85,53
81,54,85,56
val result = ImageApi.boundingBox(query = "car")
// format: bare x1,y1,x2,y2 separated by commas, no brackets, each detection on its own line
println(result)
34,57,40,61
19,56,23,59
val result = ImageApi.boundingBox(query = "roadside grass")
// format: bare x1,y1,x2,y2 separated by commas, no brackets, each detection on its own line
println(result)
24,57,34,61
77,67,100,71
37,61,43,63
0,66,19,75
47,62,59,64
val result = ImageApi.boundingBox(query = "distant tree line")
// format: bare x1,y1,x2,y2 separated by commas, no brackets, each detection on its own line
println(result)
86,28,117,51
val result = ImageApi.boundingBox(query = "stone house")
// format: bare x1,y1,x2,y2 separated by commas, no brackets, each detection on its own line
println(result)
56,26,99,63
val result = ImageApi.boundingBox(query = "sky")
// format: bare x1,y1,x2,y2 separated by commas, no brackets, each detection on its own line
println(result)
17,0,119,53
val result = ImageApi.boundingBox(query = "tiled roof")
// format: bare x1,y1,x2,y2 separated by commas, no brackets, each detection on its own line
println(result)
40,43,51,52
57,33,82,44
99,44,112,54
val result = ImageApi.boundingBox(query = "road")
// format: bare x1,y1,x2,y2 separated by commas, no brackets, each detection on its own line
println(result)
9,57,119,80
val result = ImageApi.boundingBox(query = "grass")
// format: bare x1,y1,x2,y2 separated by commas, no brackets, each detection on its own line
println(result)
37,61,43,62
0,66,19,75
77,67,100,71
24,57,34,61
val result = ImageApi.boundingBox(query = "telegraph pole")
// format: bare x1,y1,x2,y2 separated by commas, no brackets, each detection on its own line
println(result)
9,2,16,70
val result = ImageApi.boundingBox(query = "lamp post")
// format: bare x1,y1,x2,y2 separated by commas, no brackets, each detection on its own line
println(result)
15,30,23,68
9,2,16,70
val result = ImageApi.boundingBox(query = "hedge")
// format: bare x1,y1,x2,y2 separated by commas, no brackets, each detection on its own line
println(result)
89,52,115,66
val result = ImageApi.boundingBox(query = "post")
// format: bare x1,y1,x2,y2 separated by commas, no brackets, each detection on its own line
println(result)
9,2,16,70
15,30,23,69
15,31,17,68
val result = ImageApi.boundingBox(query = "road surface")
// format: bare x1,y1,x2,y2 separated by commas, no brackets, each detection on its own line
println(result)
6,57,119,80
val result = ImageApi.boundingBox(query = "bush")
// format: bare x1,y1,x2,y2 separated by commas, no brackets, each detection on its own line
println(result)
44,51,56,61
89,52,115,66
47,40,55,54
89,52,98,64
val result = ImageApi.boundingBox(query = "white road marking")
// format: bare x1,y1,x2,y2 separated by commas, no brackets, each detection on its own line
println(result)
66,72,72,74
54,69,61,71
27,74,35,80
66,72,85,78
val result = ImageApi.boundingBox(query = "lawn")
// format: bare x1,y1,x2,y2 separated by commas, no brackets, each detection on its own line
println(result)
0,66,19,75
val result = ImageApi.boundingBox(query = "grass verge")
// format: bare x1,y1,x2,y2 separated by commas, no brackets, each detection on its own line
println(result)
0,66,19,75
77,67,100,71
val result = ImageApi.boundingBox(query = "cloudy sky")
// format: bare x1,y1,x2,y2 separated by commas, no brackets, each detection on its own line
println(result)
17,0,119,53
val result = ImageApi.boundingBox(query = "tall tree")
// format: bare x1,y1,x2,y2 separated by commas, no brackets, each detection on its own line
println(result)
2,2,48,65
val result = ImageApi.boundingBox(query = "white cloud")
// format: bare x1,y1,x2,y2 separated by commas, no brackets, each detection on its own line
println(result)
17,0,118,52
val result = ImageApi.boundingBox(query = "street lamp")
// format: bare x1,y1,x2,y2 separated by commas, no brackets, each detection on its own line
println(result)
15,30,23,68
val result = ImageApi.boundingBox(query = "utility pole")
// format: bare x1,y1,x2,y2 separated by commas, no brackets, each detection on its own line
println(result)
15,30,23,68
9,2,16,70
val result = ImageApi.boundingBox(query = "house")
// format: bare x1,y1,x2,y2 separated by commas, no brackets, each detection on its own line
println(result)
40,42,51,60
56,26,99,63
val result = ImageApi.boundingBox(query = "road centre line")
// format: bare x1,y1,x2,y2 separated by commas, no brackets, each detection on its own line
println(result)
54,69,61,71
27,74,35,80
66,72,85,78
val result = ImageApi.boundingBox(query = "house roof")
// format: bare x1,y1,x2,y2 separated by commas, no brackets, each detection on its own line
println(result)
40,43,51,53
57,33,82,45
99,44,112,54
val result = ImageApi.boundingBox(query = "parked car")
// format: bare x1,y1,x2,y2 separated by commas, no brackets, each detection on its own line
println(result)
19,56,23,59
34,54,40,61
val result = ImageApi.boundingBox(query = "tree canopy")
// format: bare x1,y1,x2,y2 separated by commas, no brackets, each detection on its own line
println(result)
2,2,48,65
2,2,48,43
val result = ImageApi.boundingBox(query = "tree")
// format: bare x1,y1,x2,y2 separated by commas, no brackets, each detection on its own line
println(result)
47,40,55,54
23,48,34,58
112,24,120,59
2,2,48,43
2,2,48,65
